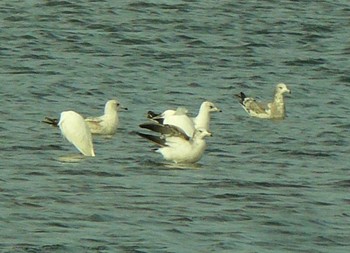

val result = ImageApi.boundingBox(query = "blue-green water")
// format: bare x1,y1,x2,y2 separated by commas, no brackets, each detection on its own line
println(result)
1,1,349,252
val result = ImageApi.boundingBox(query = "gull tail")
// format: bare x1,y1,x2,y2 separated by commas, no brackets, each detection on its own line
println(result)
234,92,247,105
147,111,160,119
147,111,164,124
42,117,59,126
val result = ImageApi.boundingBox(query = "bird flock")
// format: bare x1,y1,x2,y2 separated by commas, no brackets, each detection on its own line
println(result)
43,83,291,164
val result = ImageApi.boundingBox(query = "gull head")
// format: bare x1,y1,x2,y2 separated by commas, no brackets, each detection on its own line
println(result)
202,101,222,113
193,128,212,139
105,99,128,114
275,83,291,95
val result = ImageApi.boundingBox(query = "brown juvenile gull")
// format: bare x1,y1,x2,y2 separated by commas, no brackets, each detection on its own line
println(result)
235,83,291,119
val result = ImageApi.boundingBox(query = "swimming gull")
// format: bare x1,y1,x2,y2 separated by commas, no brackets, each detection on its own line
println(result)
58,111,95,157
84,99,127,135
43,99,127,135
137,122,212,164
147,101,221,137
235,83,291,119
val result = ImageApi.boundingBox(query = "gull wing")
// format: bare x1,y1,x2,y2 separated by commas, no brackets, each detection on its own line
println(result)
84,117,103,133
244,98,268,114
136,132,167,147
139,122,190,140
58,111,95,156
235,92,269,117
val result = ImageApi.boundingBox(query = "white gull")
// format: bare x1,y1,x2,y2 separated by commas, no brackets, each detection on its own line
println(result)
58,111,95,157
85,99,127,135
43,99,127,135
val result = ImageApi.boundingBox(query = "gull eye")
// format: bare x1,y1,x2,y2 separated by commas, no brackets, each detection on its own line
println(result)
117,103,120,106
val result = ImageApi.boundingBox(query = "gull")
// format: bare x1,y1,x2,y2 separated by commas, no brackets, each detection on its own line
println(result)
137,122,212,164
43,99,127,135
147,101,221,137
84,99,127,135
235,83,291,119
58,111,95,156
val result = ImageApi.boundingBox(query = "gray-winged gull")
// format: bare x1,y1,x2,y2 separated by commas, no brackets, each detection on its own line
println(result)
137,122,212,164
147,101,221,137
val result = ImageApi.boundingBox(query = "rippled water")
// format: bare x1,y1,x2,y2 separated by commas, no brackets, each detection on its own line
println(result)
1,1,349,252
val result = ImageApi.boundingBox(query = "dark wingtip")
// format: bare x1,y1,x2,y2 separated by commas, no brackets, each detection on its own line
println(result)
139,122,168,134
234,92,246,104
146,111,164,124
136,132,167,147
139,122,158,130
139,122,189,140
147,111,158,119
42,117,59,126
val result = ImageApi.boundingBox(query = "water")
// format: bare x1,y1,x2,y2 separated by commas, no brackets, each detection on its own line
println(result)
1,1,349,252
